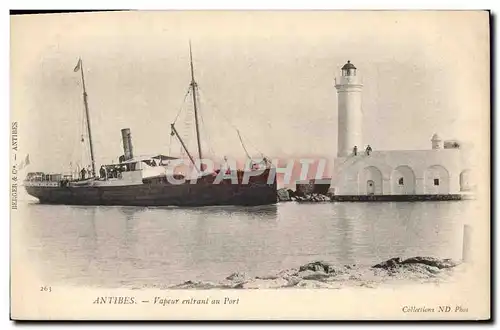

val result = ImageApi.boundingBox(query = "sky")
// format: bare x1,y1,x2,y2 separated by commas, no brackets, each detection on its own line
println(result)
11,11,489,180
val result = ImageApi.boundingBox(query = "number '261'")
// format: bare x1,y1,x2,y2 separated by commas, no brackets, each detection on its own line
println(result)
40,286,51,292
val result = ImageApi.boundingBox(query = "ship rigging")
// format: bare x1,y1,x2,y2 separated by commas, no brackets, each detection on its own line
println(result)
71,43,269,178
167,42,271,173
74,58,96,178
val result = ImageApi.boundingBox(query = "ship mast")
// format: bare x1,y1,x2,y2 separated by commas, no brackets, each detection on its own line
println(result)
189,41,203,168
170,124,199,173
76,58,96,177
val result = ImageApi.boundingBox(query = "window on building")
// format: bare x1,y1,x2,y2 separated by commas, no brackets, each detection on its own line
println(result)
398,177,404,185
434,178,440,186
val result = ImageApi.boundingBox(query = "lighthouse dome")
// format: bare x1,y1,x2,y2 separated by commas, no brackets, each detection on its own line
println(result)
341,60,357,70
431,133,441,141
431,133,443,149
341,60,357,77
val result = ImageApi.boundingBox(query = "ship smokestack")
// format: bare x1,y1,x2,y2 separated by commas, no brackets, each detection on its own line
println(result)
121,128,134,161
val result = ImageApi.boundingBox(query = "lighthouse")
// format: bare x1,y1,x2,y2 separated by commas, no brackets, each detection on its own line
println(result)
330,60,472,199
335,60,363,157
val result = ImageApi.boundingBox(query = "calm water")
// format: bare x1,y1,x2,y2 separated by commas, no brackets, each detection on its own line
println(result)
15,200,474,288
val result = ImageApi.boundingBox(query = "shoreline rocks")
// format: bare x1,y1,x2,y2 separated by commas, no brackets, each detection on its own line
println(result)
293,193,331,202
163,257,462,290
277,188,332,203
372,256,458,270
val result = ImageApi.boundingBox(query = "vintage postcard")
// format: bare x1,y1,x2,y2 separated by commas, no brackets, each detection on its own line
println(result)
10,10,490,320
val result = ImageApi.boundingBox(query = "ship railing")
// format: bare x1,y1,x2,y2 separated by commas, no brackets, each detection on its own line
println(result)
24,180,61,187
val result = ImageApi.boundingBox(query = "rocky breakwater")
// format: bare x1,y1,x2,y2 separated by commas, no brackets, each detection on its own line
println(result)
164,256,461,290
293,193,331,202
277,188,332,203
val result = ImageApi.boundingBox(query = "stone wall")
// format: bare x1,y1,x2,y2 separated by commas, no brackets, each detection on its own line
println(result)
295,180,314,196
331,149,474,196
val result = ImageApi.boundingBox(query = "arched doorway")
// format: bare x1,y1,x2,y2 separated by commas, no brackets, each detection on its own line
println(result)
391,165,416,195
358,166,383,195
460,170,472,191
424,165,450,194
367,180,375,195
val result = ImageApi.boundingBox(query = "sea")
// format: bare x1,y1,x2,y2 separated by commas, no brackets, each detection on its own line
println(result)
14,198,476,288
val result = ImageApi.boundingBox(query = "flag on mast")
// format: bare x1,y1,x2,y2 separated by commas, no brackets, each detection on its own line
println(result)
74,58,81,72
19,154,30,170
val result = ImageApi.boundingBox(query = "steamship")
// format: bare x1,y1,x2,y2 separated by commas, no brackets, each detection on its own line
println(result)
23,46,277,206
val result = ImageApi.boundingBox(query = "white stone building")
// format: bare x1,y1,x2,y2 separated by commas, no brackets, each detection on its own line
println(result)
331,61,475,197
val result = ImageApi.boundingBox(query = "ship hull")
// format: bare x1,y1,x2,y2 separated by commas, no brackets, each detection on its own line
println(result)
24,180,277,207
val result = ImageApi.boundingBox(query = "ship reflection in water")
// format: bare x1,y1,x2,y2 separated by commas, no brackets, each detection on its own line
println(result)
17,201,474,288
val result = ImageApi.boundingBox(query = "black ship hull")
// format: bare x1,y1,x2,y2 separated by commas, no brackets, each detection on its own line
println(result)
25,176,277,207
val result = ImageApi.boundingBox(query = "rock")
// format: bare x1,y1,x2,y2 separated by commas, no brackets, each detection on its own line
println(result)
372,257,403,269
299,260,329,272
284,276,302,287
276,267,299,276
401,256,459,269
225,272,247,282
295,280,341,289
170,280,220,289
255,275,279,280
277,188,291,202
359,282,378,289
295,193,331,202
241,278,289,289
299,260,343,274
327,265,348,275
372,256,460,270
278,189,332,202
296,270,330,281
304,194,313,201
385,263,443,280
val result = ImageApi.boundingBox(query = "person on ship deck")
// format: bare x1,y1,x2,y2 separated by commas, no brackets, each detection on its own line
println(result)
80,168,86,180
99,166,106,180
